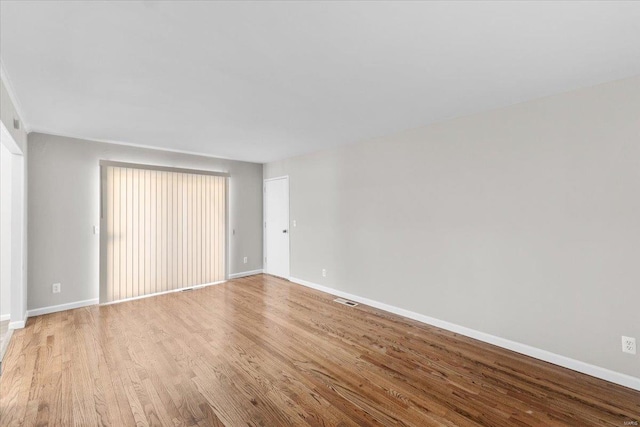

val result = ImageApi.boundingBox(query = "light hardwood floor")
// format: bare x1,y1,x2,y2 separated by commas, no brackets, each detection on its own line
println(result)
0,319,11,369
1,274,638,426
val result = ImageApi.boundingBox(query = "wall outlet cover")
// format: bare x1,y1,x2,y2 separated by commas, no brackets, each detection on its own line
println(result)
52,283,61,293
622,336,636,354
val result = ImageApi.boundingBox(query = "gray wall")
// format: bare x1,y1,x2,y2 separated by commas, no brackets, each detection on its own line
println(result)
265,76,640,378
28,133,263,310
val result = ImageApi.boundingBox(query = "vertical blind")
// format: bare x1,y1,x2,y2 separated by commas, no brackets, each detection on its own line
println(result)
100,162,227,303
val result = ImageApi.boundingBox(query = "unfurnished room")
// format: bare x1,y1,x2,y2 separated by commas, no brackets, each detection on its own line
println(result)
0,1,639,426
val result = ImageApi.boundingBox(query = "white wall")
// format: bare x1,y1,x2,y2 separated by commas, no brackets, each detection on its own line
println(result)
0,75,27,328
0,142,11,319
0,78,27,153
265,76,640,380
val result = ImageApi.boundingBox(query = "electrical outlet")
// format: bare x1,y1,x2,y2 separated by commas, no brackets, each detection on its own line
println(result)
52,283,61,294
243,256,248,264
322,269,327,277
622,336,636,354
293,220,297,227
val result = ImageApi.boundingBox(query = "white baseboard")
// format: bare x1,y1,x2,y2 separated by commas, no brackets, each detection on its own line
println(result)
0,314,10,322
289,276,640,392
23,276,255,317
8,311,27,329
27,298,99,317
31,281,229,312
8,321,25,330
101,280,227,306
229,269,263,279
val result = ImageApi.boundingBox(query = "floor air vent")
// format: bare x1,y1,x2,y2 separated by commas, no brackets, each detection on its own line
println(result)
334,298,358,307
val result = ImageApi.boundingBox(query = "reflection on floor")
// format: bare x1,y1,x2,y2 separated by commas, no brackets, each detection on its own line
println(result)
0,319,11,373
0,320,7,338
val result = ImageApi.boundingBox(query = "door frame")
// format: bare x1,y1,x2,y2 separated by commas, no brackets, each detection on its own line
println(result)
0,121,26,330
263,176,290,280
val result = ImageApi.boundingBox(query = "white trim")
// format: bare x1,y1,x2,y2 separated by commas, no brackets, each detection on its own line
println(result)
100,280,226,306
229,269,263,279
226,176,230,281
8,321,25,329
27,298,98,317
0,61,30,133
29,128,247,163
289,276,640,392
0,121,22,155
0,132,14,328
8,319,25,330
1,123,27,332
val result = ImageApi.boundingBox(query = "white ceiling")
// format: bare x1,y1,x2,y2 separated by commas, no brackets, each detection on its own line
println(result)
1,1,640,163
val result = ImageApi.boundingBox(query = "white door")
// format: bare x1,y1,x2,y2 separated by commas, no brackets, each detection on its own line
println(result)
264,177,289,279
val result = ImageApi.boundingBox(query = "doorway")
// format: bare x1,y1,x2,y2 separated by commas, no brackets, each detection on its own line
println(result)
0,121,26,367
1,142,12,351
264,176,290,279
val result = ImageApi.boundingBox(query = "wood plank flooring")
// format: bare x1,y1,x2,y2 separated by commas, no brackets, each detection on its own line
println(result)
1,274,638,426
